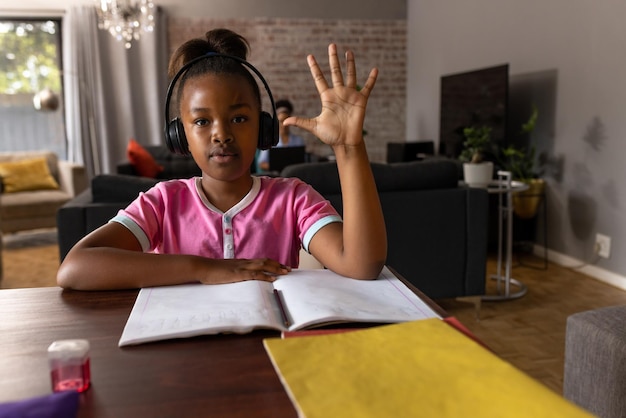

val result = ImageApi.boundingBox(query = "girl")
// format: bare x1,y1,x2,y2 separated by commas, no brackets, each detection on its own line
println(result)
57,28,386,290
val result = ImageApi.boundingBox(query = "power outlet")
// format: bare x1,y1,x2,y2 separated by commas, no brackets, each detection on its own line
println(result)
596,233,612,259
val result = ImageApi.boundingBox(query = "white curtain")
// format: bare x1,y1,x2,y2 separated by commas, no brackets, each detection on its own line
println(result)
62,6,168,178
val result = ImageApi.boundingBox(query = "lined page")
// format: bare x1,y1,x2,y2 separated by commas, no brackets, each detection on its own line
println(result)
119,280,280,346
275,267,441,330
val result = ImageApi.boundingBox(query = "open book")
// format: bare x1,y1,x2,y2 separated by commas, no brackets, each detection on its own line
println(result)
118,267,441,347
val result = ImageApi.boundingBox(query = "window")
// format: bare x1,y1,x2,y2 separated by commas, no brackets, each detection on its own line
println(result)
0,18,65,159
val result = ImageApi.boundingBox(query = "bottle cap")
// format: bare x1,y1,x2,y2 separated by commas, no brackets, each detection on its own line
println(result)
48,339,90,360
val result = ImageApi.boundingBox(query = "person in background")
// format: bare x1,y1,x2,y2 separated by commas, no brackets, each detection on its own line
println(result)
256,99,305,172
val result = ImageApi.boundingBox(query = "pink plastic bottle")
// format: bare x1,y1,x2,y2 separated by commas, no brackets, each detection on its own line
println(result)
47,339,91,393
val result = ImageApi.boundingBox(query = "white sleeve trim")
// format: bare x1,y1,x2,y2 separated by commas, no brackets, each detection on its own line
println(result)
109,215,151,252
302,215,343,253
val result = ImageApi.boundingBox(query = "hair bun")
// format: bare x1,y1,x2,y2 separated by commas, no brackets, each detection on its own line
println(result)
204,28,250,60
167,28,251,78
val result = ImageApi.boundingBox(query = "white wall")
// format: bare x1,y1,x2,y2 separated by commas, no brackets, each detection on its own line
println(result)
407,0,626,281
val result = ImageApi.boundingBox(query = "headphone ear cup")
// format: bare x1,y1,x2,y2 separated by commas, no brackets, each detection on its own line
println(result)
165,118,190,156
258,111,279,150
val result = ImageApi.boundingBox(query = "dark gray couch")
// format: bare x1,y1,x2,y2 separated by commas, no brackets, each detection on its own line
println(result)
282,160,488,299
56,174,159,260
57,159,489,299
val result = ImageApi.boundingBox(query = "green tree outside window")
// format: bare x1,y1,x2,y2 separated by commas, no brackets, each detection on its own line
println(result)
0,19,61,94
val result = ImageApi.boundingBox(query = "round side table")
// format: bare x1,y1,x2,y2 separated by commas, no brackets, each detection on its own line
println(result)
482,171,529,301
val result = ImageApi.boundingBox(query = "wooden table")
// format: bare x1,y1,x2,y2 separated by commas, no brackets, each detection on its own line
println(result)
0,279,445,417
0,287,295,417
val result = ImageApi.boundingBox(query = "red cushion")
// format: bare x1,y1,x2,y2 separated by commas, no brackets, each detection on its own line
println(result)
127,139,164,178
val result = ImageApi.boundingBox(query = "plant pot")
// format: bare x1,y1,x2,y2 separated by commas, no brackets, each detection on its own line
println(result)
463,162,493,188
513,178,546,219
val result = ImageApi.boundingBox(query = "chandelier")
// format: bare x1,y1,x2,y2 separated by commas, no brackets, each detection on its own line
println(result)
96,0,155,49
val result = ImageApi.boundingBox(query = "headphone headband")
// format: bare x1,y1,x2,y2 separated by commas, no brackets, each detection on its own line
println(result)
164,52,279,155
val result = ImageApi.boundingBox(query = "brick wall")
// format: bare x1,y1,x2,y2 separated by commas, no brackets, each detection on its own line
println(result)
168,18,406,163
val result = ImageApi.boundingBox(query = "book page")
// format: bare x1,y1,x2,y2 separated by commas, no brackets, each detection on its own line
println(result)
274,267,441,331
118,280,282,346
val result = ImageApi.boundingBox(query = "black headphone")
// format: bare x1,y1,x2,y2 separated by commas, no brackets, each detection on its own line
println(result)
164,52,279,155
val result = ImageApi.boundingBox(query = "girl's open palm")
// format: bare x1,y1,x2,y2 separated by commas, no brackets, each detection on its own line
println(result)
284,44,378,147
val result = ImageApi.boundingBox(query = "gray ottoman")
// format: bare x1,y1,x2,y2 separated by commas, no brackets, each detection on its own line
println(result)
563,304,626,418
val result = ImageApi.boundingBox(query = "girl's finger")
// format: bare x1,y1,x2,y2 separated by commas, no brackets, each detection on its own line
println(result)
307,54,329,94
328,43,344,87
345,50,357,89
357,67,379,98
283,115,318,136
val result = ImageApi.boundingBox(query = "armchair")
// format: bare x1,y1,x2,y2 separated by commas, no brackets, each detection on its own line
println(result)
0,150,87,234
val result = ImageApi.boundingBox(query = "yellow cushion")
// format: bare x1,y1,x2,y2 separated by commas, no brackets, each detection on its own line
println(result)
0,157,60,193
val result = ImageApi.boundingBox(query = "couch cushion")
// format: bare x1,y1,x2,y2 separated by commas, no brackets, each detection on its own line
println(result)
0,151,59,180
1,189,70,220
281,160,459,194
146,145,176,161
127,139,164,178
119,144,201,179
0,157,60,193
147,145,201,179
371,160,459,191
92,174,159,203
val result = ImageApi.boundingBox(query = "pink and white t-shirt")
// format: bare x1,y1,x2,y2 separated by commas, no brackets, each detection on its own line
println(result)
110,176,342,267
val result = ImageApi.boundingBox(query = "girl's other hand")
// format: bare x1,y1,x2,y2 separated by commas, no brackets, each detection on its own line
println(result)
199,258,292,284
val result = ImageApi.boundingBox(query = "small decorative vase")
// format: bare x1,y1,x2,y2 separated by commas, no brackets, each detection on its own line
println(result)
463,162,494,188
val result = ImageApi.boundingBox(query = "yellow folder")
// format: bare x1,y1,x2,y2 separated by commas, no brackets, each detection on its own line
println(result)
263,319,592,418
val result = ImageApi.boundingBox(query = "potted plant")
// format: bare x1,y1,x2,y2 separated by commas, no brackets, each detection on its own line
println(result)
499,106,545,218
459,125,494,188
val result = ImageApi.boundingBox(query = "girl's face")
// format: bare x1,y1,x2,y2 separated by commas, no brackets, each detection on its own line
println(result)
180,73,259,183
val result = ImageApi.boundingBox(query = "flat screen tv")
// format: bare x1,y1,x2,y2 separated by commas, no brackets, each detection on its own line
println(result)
439,64,509,159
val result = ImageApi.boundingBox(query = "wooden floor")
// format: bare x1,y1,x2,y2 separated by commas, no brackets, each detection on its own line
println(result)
1,229,60,289
438,253,626,395
3,230,626,396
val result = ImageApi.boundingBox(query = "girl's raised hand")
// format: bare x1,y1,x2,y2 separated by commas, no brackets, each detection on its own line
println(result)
284,43,378,147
